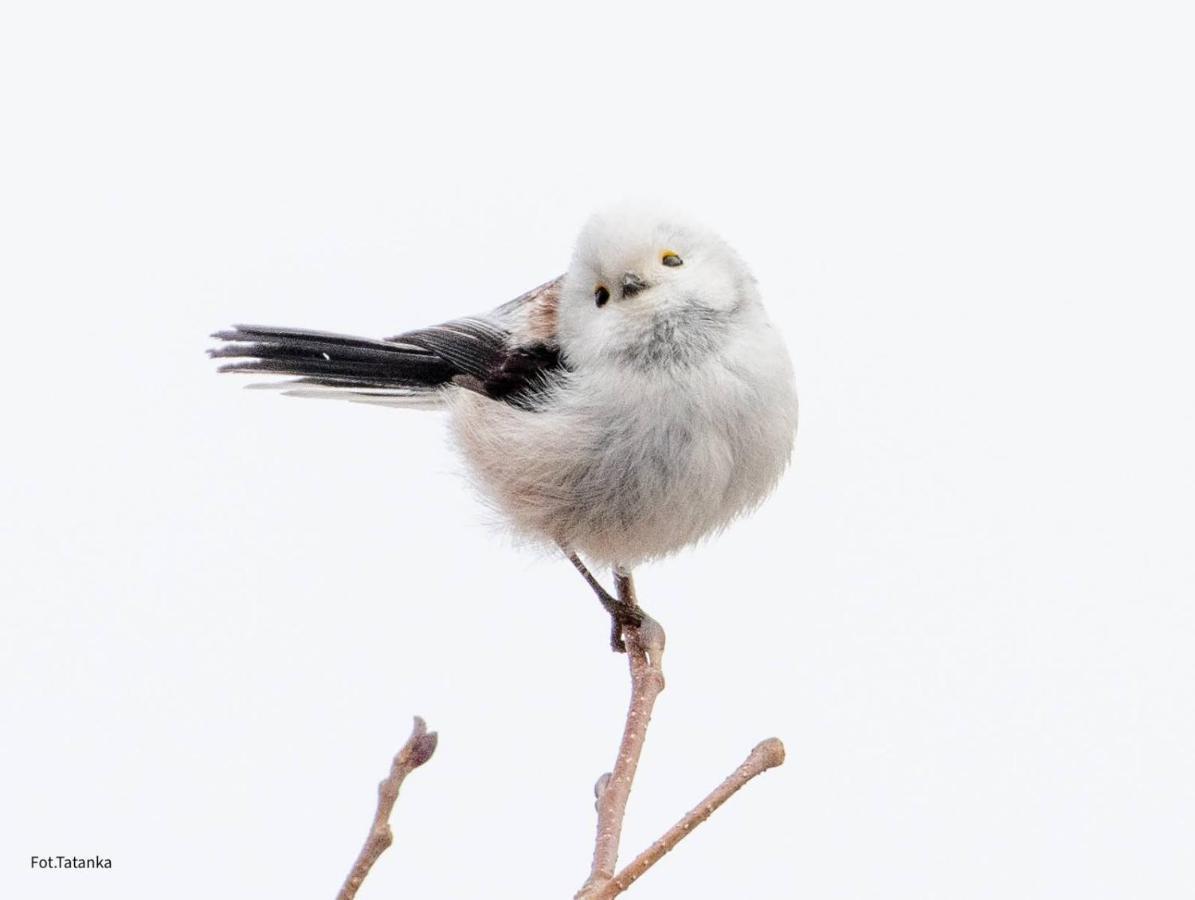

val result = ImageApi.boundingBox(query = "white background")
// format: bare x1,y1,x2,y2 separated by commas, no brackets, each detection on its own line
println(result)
2,1,1192,898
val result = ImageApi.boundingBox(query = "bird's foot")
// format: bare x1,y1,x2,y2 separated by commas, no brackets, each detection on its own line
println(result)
561,550,656,654
601,597,645,653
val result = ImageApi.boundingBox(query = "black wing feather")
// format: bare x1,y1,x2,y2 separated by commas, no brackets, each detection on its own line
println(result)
389,318,510,381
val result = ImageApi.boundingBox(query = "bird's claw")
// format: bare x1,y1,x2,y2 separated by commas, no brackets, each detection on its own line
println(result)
606,600,649,653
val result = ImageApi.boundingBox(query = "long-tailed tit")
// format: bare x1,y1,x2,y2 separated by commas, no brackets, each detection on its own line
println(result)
211,207,798,650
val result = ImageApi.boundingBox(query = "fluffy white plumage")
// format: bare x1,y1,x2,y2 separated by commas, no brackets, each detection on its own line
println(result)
452,207,798,568
214,206,798,573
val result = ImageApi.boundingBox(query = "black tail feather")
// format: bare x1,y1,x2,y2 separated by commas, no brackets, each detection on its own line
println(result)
209,325,457,392
209,316,560,409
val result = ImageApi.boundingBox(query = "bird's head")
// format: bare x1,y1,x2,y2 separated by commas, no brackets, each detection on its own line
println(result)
557,205,760,369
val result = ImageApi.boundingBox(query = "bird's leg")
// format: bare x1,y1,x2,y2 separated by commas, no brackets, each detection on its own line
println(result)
564,551,644,652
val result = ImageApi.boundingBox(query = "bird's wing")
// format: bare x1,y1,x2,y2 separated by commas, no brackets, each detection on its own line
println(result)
209,276,565,410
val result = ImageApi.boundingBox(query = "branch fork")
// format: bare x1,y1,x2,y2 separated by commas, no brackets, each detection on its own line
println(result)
332,577,785,899
574,574,785,899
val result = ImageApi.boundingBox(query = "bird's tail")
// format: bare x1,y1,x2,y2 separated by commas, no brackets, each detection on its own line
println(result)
209,325,458,408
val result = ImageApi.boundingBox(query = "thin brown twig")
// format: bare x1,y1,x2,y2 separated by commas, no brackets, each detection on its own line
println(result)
587,738,788,899
576,573,667,899
336,716,438,900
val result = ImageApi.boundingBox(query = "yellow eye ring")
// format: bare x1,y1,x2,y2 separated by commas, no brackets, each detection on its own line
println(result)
661,251,683,267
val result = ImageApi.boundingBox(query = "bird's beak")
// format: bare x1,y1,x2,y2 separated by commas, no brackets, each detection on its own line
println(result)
621,272,650,298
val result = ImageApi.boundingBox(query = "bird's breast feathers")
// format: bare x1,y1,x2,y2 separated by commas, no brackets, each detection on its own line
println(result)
450,317,797,566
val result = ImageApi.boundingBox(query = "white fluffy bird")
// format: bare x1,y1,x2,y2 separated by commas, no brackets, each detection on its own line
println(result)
212,207,798,649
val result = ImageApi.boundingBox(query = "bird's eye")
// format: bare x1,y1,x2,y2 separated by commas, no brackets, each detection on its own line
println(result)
661,252,683,267
594,285,611,308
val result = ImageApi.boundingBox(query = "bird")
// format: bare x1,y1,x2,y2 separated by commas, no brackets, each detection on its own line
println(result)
210,206,799,651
